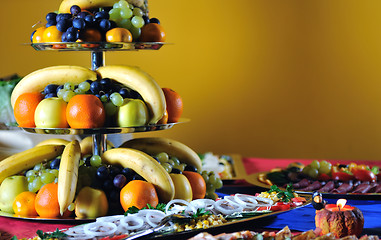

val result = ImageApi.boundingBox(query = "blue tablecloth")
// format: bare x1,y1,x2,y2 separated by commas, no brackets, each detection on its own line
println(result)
266,198,381,236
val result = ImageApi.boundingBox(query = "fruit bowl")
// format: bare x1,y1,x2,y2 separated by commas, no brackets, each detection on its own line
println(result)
20,118,189,135
30,42,168,51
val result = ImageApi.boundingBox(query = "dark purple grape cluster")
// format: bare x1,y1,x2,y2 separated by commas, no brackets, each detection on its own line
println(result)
44,5,116,42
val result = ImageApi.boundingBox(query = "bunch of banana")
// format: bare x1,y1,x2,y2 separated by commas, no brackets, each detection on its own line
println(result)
10,65,166,125
10,65,97,108
0,145,65,184
120,137,202,171
58,0,145,13
35,138,70,147
58,140,81,215
102,148,175,203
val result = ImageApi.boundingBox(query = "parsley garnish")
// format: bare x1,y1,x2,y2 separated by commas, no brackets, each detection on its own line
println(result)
125,203,167,215
190,208,211,218
36,228,67,239
268,184,295,202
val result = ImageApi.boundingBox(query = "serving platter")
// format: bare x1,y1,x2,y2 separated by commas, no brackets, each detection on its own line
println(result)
30,42,169,51
245,171,381,200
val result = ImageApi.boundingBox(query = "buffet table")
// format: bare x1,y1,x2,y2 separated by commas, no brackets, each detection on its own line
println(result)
1,157,380,239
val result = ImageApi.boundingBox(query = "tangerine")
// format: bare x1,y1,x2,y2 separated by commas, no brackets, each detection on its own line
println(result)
79,28,102,42
162,88,183,123
42,26,63,42
139,23,166,42
32,26,47,43
120,180,159,211
106,28,133,43
66,94,106,128
35,183,60,218
182,171,206,200
13,92,44,128
12,191,38,217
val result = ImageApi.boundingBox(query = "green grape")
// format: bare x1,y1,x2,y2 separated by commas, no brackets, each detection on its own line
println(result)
120,7,133,19
302,165,311,176
54,178,58,183
201,171,209,183
310,160,320,170
167,159,175,166
308,168,319,179
118,0,129,8
78,81,91,92
156,152,169,163
161,162,172,173
100,95,108,103
109,8,122,21
104,101,118,117
215,178,223,189
74,88,84,94
118,18,132,30
27,175,36,183
63,90,75,102
26,170,37,178
28,182,34,192
110,92,124,106
41,172,55,184
33,163,44,171
319,160,332,175
131,16,144,28
64,82,75,91
170,157,180,166
132,8,143,17
31,177,43,192
49,169,59,177
90,155,102,167
129,26,141,40
206,183,214,192
113,2,120,8
177,163,186,172
68,203,75,211
57,89,66,99
209,173,218,185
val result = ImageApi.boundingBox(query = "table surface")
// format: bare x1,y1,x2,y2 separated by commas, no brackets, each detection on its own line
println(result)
1,157,380,239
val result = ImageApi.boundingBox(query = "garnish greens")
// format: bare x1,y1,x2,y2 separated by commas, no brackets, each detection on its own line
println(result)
189,208,211,218
36,228,67,239
125,203,167,215
267,184,295,202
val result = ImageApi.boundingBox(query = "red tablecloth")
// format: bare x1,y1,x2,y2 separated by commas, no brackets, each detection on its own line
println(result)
1,157,380,239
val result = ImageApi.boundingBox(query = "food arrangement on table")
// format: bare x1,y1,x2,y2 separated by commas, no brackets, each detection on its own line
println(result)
255,160,381,195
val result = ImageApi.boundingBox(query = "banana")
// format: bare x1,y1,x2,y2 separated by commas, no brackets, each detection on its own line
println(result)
0,145,65,183
127,0,144,7
58,140,81,215
119,137,202,171
96,65,166,124
11,65,97,108
79,136,114,156
35,138,70,147
102,148,175,203
58,0,119,13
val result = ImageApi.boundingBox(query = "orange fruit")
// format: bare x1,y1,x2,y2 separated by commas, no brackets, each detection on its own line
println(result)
139,23,166,42
120,180,159,211
162,88,183,123
14,92,44,128
106,28,133,43
13,191,38,217
79,28,102,42
66,94,106,128
32,26,47,43
35,183,60,218
182,171,206,200
42,26,63,42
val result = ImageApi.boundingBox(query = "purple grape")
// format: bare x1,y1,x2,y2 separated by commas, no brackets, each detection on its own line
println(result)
149,18,160,24
113,174,127,188
70,5,81,15
77,11,89,19
44,84,59,94
94,11,109,20
73,18,86,30
46,12,57,22
56,19,72,32
98,19,111,32
96,166,109,179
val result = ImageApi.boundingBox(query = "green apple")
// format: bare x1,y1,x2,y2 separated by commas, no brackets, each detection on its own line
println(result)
170,173,193,202
0,176,28,213
34,97,69,128
75,187,108,219
117,98,148,127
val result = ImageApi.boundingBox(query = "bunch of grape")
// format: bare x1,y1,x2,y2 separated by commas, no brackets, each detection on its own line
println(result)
109,0,159,40
24,157,61,192
155,152,197,174
302,160,332,179
43,78,142,105
201,170,223,200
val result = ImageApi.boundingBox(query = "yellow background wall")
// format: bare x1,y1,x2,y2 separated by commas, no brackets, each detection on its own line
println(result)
1,1,381,160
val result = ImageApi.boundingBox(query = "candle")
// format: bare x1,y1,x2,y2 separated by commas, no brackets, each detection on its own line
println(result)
324,199,354,212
